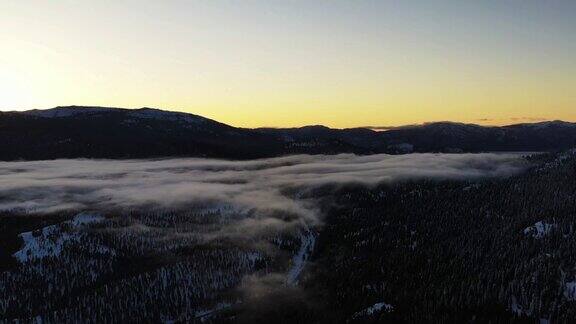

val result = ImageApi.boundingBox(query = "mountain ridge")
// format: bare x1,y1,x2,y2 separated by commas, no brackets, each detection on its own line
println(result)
1,106,575,160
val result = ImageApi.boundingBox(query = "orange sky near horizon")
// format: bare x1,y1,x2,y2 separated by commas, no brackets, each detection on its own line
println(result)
1,1,575,128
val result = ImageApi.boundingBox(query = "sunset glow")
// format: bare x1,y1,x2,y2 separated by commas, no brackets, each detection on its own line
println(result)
1,1,575,128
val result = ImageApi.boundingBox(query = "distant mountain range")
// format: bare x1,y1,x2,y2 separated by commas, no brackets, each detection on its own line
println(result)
1,106,575,160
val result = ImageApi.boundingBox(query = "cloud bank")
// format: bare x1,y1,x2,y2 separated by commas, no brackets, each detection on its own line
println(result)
0,153,527,219
0,153,529,298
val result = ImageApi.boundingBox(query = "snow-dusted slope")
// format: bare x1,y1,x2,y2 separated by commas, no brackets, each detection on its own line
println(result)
127,108,206,124
24,106,117,118
13,213,111,262
24,106,208,124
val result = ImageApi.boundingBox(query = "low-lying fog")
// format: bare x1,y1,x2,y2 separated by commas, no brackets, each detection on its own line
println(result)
1,153,531,300
0,153,528,220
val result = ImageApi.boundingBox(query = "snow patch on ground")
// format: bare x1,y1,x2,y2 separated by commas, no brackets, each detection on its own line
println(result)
70,213,104,226
523,221,555,239
352,302,394,319
510,296,524,316
564,281,576,301
286,228,316,285
13,212,109,263
510,295,532,317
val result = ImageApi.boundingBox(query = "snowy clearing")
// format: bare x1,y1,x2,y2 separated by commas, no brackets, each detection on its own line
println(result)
523,221,556,239
286,228,316,285
13,212,111,263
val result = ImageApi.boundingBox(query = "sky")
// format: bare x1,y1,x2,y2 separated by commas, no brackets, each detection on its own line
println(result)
1,1,575,128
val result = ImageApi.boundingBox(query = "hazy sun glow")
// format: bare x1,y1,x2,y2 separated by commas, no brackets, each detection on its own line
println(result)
1,1,575,128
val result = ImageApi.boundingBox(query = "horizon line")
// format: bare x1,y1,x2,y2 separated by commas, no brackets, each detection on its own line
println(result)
1,104,573,130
